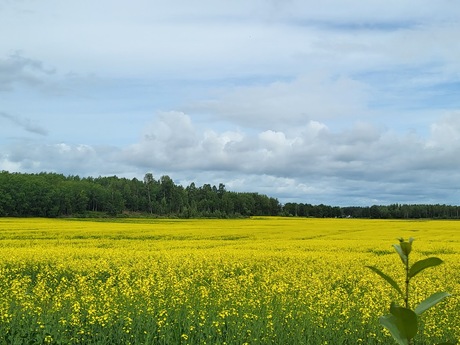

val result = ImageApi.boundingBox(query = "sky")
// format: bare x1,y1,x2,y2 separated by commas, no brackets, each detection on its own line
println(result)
1,0,460,206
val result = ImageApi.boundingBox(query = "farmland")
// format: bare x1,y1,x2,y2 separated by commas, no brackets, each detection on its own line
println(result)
0,217,458,344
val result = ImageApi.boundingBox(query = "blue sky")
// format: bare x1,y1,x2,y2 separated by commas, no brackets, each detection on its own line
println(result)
1,0,460,206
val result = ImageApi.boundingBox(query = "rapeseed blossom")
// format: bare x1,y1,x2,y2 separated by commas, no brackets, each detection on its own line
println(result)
0,217,457,344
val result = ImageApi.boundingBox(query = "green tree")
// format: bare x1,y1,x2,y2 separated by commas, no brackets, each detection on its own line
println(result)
143,173,155,214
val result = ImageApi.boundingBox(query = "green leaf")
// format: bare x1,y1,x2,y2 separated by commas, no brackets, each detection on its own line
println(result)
390,304,418,339
380,314,409,345
400,241,412,256
393,244,408,265
366,266,403,297
436,342,457,345
415,291,451,315
409,257,443,278
379,304,418,344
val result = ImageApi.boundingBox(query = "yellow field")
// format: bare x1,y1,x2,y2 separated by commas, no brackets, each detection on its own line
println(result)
0,217,458,344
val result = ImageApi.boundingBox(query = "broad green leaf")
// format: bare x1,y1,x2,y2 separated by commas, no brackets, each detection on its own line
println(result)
379,307,417,345
366,266,403,297
409,257,443,278
415,291,451,315
380,314,409,345
393,244,408,265
436,342,457,345
388,304,418,339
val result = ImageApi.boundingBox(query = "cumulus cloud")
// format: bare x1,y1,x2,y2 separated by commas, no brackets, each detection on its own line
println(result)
122,112,460,184
0,141,125,177
1,112,460,205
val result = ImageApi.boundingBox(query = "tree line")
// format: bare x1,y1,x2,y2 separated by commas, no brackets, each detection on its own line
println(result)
283,202,460,219
0,171,459,219
0,171,281,218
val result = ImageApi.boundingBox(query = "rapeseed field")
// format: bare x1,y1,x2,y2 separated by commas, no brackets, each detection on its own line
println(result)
0,217,457,344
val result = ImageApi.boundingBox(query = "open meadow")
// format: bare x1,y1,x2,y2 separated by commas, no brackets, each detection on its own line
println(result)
0,217,458,344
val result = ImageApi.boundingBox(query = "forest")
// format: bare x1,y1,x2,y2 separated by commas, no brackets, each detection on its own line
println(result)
0,171,459,219
0,171,280,218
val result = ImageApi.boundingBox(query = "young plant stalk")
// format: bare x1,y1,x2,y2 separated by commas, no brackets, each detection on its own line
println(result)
400,238,412,309
405,256,409,309
366,237,453,345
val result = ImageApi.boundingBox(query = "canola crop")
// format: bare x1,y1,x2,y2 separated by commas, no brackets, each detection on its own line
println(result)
0,217,458,344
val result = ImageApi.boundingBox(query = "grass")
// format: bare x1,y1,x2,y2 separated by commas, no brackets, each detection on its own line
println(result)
0,217,458,344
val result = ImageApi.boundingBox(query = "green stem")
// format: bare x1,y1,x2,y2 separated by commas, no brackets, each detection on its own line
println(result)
405,254,414,345
405,255,410,309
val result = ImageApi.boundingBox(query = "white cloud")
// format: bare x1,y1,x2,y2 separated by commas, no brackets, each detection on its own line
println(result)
1,1,460,206
428,113,460,149
1,112,460,205
191,74,371,130
0,157,21,172
0,140,124,176
3,0,457,80
121,112,460,182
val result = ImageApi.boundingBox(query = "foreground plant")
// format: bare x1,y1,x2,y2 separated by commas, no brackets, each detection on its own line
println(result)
367,238,454,345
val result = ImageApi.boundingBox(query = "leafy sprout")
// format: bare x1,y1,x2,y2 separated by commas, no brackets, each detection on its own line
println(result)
367,238,454,345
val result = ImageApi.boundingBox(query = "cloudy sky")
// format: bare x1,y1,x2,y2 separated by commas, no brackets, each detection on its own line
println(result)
1,0,460,206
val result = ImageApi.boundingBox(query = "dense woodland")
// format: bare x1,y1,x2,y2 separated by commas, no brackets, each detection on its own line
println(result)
0,171,280,218
283,202,460,219
0,171,459,219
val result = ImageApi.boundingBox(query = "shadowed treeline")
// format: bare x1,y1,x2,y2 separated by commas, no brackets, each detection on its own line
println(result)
1,171,459,219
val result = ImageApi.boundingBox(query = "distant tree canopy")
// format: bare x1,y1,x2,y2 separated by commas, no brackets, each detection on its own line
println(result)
0,171,281,218
282,202,460,219
0,171,459,219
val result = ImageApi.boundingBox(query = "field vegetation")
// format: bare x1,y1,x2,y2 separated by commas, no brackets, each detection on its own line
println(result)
0,217,458,344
